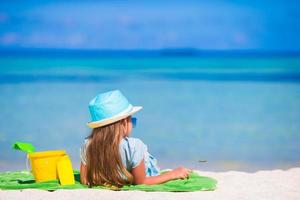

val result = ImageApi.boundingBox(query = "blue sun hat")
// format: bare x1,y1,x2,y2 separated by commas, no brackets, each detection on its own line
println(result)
87,90,142,128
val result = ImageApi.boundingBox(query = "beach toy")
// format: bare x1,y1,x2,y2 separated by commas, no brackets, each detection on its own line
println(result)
28,150,67,182
12,142,75,185
57,155,75,185
13,142,35,153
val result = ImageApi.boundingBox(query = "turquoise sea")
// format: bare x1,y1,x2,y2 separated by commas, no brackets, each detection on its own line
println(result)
1,50,300,172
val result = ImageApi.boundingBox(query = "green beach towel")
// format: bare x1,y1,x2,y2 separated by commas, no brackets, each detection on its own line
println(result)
0,170,217,192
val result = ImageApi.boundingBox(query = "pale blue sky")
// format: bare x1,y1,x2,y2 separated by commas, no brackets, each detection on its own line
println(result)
0,0,299,50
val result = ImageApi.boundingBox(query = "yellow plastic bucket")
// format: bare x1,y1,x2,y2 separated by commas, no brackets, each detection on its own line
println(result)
28,150,66,182
57,155,75,185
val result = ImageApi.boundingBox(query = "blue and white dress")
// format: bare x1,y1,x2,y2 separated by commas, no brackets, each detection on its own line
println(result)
80,137,160,176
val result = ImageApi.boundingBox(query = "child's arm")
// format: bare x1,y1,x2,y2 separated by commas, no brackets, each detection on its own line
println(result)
131,159,191,185
80,162,88,185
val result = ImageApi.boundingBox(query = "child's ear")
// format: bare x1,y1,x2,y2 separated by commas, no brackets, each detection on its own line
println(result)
121,119,128,134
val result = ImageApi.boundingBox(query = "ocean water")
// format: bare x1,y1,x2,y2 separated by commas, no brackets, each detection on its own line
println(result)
0,52,300,172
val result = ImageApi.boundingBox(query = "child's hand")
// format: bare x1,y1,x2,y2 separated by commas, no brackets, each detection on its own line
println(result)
169,167,192,180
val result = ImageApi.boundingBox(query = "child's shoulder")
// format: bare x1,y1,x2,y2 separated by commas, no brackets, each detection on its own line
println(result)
81,137,147,150
121,137,148,167
121,137,147,150
123,136,144,143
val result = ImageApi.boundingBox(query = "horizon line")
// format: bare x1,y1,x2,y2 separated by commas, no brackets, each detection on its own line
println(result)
0,47,300,57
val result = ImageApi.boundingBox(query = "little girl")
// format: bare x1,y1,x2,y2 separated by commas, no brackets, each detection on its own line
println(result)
80,90,191,187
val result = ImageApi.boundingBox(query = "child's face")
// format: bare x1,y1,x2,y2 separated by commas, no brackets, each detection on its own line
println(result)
124,116,132,137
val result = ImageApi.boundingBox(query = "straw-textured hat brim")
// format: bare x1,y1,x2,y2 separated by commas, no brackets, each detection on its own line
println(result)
87,106,142,128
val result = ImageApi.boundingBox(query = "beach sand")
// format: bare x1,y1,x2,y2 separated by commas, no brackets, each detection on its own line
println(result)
1,168,299,200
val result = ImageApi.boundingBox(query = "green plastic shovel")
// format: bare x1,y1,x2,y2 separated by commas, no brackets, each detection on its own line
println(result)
12,142,35,153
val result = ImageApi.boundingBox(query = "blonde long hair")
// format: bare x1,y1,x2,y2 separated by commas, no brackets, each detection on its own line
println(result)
85,117,133,187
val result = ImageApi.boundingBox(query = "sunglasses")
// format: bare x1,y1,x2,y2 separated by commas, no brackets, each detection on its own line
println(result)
131,117,137,128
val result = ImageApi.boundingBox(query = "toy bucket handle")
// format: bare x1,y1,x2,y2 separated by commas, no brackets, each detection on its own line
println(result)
26,154,31,172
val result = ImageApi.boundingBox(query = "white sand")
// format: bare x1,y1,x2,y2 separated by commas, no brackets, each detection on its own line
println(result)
1,168,299,200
